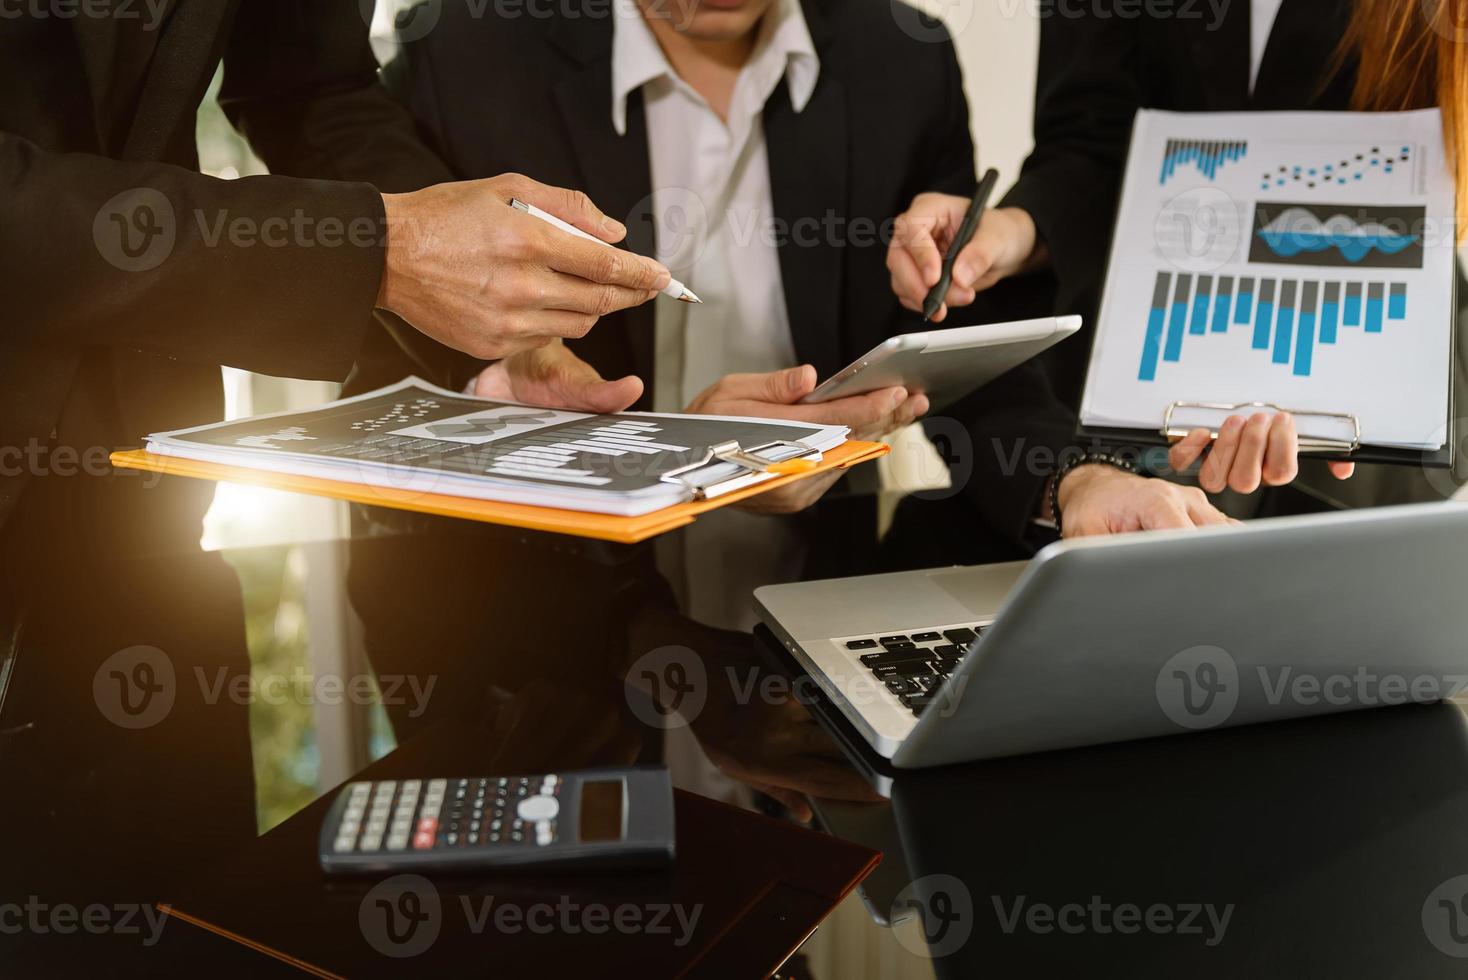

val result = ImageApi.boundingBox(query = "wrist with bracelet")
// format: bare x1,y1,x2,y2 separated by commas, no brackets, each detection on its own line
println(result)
1049,451,1139,538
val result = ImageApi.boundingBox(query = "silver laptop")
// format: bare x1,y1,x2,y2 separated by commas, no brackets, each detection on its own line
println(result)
754,502,1468,768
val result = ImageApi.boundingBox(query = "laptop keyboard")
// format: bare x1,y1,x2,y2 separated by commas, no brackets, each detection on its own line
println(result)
842,624,988,716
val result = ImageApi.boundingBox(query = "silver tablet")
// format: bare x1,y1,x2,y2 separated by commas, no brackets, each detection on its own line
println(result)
801,315,1082,407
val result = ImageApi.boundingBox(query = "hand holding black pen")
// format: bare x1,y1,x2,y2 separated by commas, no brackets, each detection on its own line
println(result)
921,168,1001,321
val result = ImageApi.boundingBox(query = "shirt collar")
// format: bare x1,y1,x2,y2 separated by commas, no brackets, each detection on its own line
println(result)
610,0,820,136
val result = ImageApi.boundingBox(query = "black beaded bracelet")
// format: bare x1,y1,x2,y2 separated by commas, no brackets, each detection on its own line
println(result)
1049,451,1139,538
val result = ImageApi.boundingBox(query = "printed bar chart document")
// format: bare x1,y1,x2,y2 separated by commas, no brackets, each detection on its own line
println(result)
138,378,850,517
1081,109,1456,455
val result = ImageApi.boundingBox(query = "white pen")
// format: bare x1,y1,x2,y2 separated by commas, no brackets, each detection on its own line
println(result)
508,198,702,304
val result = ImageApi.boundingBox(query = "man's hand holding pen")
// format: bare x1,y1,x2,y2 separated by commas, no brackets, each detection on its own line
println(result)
376,173,672,360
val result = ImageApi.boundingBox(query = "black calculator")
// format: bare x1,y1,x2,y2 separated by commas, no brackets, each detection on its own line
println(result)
318,767,676,874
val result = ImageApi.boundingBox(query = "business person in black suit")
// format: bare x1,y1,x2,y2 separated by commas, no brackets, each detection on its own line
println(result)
0,1,673,563
0,3,675,940
359,0,1233,569
343,0,1242,754
890,0,1466,509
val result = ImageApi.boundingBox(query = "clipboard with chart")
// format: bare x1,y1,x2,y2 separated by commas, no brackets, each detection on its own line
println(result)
1079,108,1458,467
109,378,888,545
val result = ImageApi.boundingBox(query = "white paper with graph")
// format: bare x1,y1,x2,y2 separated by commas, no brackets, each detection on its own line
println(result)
1081,109,1456,451
142,378,848,516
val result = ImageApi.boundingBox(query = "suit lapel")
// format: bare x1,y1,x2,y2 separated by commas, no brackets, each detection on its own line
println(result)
71,2,170,151
1252,0,1353,109
70,0,233,159
764,5,847,377
123,0,233,160
549,20,657,384
1181,0,1249,110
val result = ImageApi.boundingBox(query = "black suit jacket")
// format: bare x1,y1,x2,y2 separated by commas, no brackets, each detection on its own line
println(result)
1002,0,1358,404
0,1,451,549
366,0,1079,557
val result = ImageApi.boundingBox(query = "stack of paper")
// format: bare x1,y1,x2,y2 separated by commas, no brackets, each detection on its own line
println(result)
143,379,848,517
1082,109,1456,452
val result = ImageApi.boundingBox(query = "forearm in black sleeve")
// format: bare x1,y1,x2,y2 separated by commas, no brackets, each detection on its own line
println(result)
923,30,980,199
998,3,1142,312
218,0,454,192
220,1,466,385
0,131,384,380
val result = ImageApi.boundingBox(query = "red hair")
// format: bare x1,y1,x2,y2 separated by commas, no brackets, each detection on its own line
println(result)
1345,0,1468,236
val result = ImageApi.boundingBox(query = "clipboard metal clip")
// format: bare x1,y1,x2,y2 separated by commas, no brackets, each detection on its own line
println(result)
1161,401,1362,455
661,440,824,500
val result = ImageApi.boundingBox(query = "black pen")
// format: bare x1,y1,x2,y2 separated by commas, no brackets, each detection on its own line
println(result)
922,167,1000,321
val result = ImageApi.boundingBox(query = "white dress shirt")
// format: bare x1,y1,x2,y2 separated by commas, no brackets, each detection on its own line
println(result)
612,0,820,630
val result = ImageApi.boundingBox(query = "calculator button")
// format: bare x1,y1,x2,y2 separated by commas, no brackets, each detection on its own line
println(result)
428,779,448,795
348,782,371,800
516,795,560,822
333,835,356,853
417,816,438,835
401,779,421,794
359,835,382,852
386,833,409,851
413,831,434,850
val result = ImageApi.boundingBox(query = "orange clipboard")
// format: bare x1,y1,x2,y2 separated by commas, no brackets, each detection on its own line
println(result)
110,441,888,545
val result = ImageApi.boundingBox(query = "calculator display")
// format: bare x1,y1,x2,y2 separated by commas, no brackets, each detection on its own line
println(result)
579,780,625,841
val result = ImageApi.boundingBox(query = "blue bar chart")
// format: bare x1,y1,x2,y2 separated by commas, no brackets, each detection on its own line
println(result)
1090,109,1451,453
1160,139,1248,184
1138,270,1409,380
